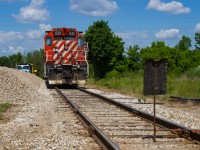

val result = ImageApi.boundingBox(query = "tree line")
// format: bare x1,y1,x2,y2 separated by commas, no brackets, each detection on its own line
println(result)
0,49,44,77
0,20,200,79
85,20,200,78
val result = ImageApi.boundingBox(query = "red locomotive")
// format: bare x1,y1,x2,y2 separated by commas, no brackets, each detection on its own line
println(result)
44,27,89,85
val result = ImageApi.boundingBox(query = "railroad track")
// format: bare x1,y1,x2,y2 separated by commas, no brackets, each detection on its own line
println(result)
55,87,200,150
170,96,200,103
50,89,102,150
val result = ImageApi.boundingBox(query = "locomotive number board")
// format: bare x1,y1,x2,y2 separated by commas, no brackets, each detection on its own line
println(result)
54,29,62,36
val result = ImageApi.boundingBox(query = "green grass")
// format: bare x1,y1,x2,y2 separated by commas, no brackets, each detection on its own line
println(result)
87,71,144,97
87,69,200,101
167,76,200,98
0,103,12,120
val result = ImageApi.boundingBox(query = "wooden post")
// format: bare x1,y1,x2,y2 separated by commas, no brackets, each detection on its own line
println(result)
153,62,156,142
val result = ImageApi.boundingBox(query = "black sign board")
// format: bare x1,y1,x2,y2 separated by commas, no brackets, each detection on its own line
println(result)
144,59,167,95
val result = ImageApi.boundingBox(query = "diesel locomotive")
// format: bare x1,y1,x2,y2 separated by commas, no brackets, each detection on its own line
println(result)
44,27,89,85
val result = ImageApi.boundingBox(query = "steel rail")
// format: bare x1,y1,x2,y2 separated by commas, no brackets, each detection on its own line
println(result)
78,87,200,143
170,96,200,102
55,87,121,150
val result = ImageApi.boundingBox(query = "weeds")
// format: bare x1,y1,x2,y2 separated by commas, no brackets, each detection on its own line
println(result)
0,103,12,120
87,69,200,100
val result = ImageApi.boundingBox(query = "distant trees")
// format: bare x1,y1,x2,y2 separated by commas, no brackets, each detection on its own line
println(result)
0,50,44,77
175,35,191,51
0,56,10,67
140,41,170,61
26,49,44,77
195,32,200,50
140,36,200,74
0,52,23,68
126,44,141,72
140,41,181,73
84,20,200,78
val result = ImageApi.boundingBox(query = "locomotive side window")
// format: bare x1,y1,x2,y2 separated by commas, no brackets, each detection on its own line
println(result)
78,37,83,47
46,36,52,46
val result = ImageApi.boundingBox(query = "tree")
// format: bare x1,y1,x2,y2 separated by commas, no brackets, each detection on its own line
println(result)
0,52,23,68
8,52,23,68
140,41,170,61
195,32,200,50
127,44,141,71
0,56,10,67
85,20,125,78
140,41,187,73
26,49,44,77
176,35,191,51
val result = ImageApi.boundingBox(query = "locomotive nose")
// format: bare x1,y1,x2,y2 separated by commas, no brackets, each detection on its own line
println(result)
53,46,58,52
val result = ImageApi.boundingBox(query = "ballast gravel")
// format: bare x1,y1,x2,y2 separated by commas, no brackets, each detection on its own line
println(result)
86,89,200,130
0,66,199,150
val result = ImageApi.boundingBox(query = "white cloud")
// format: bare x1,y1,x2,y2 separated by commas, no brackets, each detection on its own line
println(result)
0,24,51,44
146,0,190,14
39,23,52,31
0,45,25,56
116,32,148,40
194,23,200,32
70,0,118,16
0,24,51,56
0,31,23,44
0,31,26,56
8,46,25,54
26,30,41,39
12,0,50,22
155,29,180,39
0,0,28,2
26,23,52,39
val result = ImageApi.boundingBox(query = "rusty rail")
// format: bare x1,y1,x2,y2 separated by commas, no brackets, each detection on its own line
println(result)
170,96,200,102
55,87,121,150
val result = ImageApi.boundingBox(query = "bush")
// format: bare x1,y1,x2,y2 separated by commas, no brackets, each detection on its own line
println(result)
185,66,200,78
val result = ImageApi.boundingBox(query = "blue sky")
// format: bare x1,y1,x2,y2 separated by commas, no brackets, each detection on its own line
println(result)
0,0,200,56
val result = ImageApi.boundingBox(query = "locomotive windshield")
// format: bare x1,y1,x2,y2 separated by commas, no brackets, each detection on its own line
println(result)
78,37,83,46
46,36,52,46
